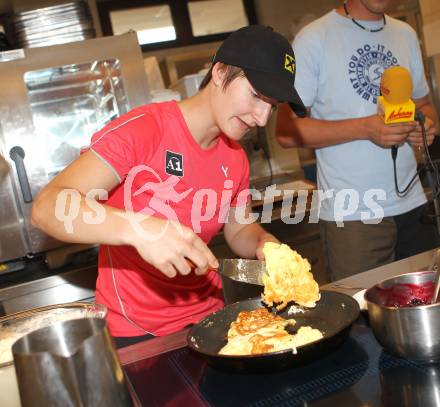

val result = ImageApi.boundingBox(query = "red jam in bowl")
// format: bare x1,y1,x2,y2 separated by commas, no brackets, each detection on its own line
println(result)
376,281,434,307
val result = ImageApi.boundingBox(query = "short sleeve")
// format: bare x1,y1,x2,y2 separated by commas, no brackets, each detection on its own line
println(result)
88,108,161,182
292,28,322,107
406,28,429,100
230,150,250,207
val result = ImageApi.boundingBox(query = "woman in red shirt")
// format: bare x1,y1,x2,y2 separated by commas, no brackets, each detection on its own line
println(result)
32,25,306,347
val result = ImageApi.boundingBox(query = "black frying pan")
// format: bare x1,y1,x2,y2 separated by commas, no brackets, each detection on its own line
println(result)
187,290,360,372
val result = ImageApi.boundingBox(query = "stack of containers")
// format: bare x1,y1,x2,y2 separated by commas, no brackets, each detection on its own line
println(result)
13,1,95,48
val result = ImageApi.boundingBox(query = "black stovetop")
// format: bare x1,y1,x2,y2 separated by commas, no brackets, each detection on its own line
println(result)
123,315,440,407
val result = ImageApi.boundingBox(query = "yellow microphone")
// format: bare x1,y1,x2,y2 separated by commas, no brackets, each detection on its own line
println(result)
378,66,415,124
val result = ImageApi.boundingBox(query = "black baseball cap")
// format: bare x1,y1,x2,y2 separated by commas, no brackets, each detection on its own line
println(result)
213,25,307,117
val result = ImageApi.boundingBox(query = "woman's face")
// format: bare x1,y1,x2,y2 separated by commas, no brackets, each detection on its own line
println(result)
212,68,277,141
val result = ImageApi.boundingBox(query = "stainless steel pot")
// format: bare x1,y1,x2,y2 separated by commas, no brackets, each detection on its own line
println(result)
0,302,107,368
365,271,440,361
12,318,132,407
0,302,107,407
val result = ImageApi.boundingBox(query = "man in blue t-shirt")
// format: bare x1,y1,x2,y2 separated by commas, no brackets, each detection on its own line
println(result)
276,0,439,280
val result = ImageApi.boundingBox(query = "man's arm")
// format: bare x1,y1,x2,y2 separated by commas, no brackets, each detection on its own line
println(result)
222,205,279,260
275,103,416,149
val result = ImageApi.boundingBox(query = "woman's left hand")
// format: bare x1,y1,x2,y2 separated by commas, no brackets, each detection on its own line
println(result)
255,233,280,260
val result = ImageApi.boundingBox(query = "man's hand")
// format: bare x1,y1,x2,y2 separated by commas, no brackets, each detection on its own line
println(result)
407,115,436,148
365,114,416,148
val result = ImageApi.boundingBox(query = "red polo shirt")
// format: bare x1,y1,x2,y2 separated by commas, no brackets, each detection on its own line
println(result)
89,101,250,337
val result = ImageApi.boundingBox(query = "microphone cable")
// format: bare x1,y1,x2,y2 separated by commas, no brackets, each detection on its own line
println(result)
416,112,440,234
391,111,438,197
392,146,422,198
417,112,440,189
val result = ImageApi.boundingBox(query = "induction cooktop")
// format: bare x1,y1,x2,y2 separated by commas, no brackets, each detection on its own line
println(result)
123,316,440,407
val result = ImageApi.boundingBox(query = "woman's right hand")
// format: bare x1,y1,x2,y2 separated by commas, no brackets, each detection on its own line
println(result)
128,215,219,278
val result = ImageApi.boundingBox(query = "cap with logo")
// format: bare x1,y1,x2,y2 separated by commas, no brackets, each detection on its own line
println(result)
213,25,306,117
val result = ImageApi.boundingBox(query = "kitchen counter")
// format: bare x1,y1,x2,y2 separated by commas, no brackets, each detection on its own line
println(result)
117,248,437,407
0,250,98,316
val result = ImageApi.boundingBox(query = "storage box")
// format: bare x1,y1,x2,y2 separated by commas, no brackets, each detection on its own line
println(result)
170,72,206,99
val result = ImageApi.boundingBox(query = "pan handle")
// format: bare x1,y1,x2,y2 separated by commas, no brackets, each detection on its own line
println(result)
9,146,33,203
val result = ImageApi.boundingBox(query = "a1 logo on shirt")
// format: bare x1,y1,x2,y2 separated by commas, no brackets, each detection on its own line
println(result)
165,150,184,177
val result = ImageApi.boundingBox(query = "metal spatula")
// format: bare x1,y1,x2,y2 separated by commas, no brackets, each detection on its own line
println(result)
218,259,267,286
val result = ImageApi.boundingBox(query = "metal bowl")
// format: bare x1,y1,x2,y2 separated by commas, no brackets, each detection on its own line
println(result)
365,271,440,361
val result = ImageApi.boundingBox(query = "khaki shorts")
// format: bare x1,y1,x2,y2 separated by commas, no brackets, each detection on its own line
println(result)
320,218,396,281
320,203,439,281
